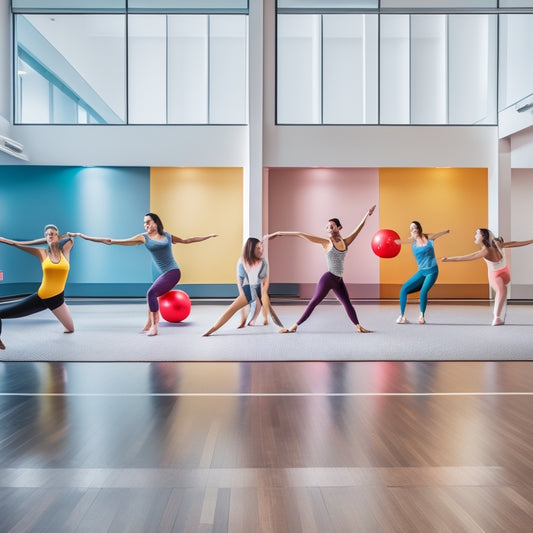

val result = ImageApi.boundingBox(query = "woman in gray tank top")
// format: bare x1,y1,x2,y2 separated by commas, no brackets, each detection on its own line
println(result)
72,213,217,336
264,205,375,334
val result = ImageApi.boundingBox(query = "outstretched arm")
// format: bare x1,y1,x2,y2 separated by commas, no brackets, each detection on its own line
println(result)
5,233,71,246
0,236,44,259
344,205,376,247
264,231,329,247
428,229,450,240
502,238,533,248
70,232,144,246
171,233,218,244
441,248,487,262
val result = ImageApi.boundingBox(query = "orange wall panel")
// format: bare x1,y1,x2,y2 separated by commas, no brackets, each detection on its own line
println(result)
379,168,488,297
150,167,243,284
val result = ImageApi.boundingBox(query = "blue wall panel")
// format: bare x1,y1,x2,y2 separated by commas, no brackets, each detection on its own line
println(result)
0,166,151,297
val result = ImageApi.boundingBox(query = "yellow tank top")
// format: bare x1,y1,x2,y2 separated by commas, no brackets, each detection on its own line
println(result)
37,253,70,299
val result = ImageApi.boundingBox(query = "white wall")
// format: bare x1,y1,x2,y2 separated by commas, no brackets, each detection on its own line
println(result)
510,168,533,298
9,124,249,167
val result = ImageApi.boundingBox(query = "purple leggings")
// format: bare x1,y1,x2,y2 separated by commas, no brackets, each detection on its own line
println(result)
147,268,181,312
297,271,360,326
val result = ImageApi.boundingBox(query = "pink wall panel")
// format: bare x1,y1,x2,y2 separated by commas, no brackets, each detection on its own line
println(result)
266,168,380,285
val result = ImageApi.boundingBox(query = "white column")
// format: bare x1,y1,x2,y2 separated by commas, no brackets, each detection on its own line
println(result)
244,0,264,240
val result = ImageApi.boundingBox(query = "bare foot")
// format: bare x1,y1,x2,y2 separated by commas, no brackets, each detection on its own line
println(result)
237,320,246,329
396,315,407,324
418,315,425,324
203,328,215,337
492,317,504,326
147,325,158,336
141,322,151,332
279,324,297,333
0,339,5,350
356,324,372,333
263,319,269,325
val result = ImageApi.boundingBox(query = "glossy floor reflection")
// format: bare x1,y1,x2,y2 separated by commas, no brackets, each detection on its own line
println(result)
1,361,532,532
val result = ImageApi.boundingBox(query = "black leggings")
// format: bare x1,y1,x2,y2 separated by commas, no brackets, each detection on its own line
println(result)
0,292,65,334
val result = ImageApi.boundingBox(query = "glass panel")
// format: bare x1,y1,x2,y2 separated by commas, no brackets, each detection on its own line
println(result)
52,85,77,123
322,14,378,124
497,0,533,6
448,14,497,124
16,59,50,123
12,0,125,13
499,14,533,110
379,15,410,124
410,15,447,124
380,0,497,7
209,15,248,124
278,0,377,8
15,14,126,124
168,15,209,124
128,0,248,12
277,14,321,124
128,15,167,124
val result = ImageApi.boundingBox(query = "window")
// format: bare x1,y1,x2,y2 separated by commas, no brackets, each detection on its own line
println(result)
14,5,248,125
15,14,126,124
128,14,248,124
277,13,378,124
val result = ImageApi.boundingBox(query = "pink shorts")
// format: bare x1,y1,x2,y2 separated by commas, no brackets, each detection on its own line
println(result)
488,266,510,285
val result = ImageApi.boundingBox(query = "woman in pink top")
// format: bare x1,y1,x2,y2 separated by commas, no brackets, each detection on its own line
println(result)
442,228,533,325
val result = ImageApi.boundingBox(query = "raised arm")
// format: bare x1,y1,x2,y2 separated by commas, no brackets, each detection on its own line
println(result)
502,238,533,249
70,232,144,246
264,231,329,247
344,205,376,247
441,248,488,262
171,233,218,244
428,229,450,241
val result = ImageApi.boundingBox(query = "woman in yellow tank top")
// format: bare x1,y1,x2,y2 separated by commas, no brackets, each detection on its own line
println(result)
0,224,74,350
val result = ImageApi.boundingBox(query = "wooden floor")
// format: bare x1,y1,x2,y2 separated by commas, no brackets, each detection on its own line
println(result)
1,361,532,532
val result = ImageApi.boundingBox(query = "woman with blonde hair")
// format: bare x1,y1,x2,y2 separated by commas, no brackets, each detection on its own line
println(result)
0,224,75,349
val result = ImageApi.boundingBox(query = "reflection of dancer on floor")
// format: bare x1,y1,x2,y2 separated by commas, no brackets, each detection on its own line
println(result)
0,225,75,350
72,213,217,336
265,205,376,334
395,221,450,325
203,237,282,336
442,228,533,326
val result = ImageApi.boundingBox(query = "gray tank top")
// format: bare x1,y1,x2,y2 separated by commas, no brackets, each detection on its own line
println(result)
326,242,347,277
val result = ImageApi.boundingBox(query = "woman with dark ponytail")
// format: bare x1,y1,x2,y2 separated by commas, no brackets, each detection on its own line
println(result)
442,228,533,325
395,221,450,324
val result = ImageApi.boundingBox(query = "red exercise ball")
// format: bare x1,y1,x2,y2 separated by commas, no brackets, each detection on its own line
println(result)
371,229,401,258
159,290,191,322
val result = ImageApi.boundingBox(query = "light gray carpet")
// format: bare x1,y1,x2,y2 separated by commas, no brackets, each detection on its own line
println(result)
1,299,532,362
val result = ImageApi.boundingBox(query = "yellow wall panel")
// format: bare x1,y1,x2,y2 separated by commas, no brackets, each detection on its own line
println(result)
150,167,243,284
379,168,488,297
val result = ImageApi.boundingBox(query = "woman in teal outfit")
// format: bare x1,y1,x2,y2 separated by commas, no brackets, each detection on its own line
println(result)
395,221,450,324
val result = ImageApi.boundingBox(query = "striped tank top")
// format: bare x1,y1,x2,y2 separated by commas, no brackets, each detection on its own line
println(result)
326,242,347,277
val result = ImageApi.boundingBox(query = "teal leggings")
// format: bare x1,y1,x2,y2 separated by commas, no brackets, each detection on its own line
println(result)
399,268,438,315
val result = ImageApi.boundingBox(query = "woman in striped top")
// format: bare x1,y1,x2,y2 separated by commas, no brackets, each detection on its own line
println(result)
265,205,375,334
